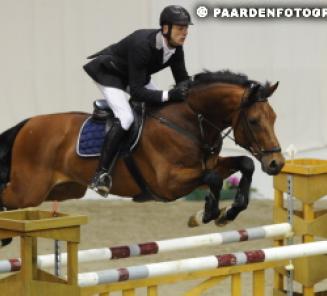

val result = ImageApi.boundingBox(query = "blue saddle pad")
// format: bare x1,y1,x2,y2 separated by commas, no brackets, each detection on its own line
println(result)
76,117,106,157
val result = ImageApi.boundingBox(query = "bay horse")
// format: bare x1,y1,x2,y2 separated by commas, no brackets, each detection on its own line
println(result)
0,70,284,246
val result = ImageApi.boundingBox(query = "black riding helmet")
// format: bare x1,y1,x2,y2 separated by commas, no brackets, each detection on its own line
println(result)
160,5,193,43
160,5,193,26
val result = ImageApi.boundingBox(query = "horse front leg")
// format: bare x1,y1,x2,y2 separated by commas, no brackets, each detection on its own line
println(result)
188,170,223,227
215,156,255,226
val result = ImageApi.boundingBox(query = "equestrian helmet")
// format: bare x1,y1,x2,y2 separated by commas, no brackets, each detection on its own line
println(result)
160,5,193,26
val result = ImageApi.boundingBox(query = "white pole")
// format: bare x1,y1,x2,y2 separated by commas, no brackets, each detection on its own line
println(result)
78,241,327,287
0,223,291,273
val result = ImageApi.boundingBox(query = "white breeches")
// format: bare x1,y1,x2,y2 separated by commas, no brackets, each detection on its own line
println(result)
96,81,158,131
96,83,133,130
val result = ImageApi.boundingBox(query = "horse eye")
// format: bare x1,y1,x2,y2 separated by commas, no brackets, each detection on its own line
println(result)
249,118,259,126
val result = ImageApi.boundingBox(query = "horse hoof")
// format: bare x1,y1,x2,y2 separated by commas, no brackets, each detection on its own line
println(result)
188,216,199,228
215,218,228,227
214,207,229,227
187,210,203,228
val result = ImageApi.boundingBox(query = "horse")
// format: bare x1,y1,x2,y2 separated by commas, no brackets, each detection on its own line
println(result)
0,70,284,246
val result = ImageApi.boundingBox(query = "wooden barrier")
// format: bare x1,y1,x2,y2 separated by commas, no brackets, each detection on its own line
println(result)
0,209,87,296
0,209,326,295
0,222,291,273
77,241,327,287
274,158,327,295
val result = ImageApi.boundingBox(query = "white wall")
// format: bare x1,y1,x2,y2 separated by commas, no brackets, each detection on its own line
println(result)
0,0,326,198
151,0,327,151
0,0,151,129
150,0,327,199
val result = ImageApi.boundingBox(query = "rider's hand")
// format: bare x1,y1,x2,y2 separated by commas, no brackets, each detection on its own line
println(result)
168,85,188,102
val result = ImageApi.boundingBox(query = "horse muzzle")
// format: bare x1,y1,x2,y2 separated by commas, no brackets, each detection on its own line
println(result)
260,153,285,175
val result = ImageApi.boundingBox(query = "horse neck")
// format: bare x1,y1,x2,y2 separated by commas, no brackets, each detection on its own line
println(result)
149,84,245,145
152,101,221,147
154,102,201,136
187,83,245,130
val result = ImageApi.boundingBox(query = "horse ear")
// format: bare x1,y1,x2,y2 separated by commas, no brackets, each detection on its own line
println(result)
266,81,279,98
243,83,261,106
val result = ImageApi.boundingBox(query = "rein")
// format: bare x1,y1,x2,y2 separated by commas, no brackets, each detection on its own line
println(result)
147,110,226,170
148,82,281,168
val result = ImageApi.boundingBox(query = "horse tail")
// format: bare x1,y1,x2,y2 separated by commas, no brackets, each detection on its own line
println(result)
0,119,29,186
0,119,29,247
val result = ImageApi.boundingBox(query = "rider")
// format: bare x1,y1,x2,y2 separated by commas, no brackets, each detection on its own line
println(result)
84,5,193,194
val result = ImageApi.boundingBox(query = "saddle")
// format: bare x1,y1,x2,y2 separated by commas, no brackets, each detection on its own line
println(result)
77,100,145,157
77,100,162,201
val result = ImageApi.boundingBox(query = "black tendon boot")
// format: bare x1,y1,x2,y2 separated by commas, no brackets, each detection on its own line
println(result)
90,118,126,195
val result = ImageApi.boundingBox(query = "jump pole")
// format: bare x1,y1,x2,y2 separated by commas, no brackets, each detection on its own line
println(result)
0,223,291,273
77,240,327,287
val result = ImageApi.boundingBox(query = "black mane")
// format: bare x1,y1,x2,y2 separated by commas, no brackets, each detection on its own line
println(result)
191,70,249,88
189,70,272,98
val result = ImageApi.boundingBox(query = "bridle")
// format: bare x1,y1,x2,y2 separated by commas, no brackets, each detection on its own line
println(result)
148,82,281,168
231,83,281,160
192,82,282,160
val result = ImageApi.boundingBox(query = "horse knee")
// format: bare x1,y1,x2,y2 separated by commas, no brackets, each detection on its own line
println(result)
202,171,222,187
240,157,255,175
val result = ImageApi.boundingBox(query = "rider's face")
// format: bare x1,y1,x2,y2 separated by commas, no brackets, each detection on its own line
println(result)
163,25,188,47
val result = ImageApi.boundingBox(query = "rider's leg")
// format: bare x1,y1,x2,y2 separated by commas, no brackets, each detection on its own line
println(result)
90,84,134,193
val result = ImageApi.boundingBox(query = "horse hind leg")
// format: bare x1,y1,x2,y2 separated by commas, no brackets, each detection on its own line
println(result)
0,185,13,247
1,164,54,209
0,168,53,247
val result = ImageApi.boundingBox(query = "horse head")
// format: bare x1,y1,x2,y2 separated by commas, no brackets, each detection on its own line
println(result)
231,81,285,175
187,70,285,175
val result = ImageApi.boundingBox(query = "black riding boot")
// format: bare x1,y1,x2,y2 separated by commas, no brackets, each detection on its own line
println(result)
90,118,126,195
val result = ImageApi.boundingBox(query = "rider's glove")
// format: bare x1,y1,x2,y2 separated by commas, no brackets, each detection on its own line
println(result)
168,84,189,102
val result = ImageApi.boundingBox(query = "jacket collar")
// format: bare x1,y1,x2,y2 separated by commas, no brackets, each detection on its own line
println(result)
148,29,163,50
155,31,163,50
152,30,182,51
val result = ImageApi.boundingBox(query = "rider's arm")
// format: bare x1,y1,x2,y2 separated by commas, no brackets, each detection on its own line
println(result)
170,47,189,84
128,43,164,104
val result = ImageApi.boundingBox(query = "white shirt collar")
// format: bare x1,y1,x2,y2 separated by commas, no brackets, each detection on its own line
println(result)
161,33,176,63
162,33,176,54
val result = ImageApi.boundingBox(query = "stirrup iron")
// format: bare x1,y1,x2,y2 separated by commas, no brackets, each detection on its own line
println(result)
90,172,112,197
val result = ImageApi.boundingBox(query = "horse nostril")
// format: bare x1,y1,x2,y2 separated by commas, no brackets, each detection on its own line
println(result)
269,160,278,170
